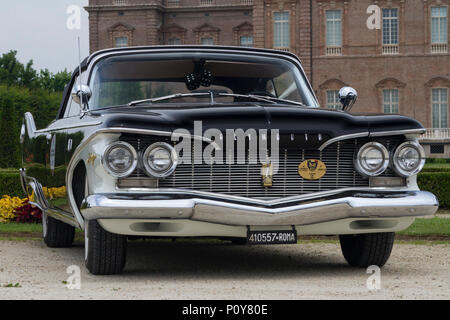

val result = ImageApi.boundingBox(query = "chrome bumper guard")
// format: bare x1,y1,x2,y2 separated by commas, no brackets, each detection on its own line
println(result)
80,191,438,226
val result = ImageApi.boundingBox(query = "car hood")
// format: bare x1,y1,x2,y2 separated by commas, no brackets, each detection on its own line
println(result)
92,104,423,139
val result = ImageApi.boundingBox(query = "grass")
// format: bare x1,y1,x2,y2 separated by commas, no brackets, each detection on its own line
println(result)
0,222,43,233
398,217,450,237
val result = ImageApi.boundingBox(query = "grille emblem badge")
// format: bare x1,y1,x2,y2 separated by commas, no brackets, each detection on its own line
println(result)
298,159,326,180
261,163,273,187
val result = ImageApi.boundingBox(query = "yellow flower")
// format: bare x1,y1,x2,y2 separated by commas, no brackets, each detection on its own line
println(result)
0,195,26,223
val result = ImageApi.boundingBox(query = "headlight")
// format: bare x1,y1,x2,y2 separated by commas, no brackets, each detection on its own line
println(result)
143,142,178,178
392,141,425,177
102,141,138,178
354,142,389,177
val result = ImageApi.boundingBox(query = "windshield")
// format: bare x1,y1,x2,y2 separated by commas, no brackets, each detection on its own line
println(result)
89,52,318,109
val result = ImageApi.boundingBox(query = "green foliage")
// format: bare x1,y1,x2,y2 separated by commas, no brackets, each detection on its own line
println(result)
426,158,450,164
417,172,450,208
0,99,20,168
0,50,71,92
0,172,24,198
422,164,450,173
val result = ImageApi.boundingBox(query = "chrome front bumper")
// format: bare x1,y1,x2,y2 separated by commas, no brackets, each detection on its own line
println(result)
80,191,439,227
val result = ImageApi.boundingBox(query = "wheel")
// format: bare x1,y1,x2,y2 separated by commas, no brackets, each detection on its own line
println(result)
85,220,127,275
43,211,75,248
339,232,395,268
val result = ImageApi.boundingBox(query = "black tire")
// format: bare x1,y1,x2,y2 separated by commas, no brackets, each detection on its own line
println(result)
339,232,395,268
43,213,75,248
85,220,127,275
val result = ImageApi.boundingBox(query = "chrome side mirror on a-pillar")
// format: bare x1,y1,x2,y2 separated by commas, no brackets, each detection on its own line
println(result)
339,87,358,111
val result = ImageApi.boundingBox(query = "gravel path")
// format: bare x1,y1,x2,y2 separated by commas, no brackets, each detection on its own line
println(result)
0,239,448,300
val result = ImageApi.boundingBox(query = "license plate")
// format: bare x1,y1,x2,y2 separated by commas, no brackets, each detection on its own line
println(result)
247,229,297,245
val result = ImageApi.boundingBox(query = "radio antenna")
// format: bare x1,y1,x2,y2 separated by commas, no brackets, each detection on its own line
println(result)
77,36,83,108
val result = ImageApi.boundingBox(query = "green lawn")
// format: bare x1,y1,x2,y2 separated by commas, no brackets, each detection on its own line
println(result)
0,222,43,233
398,217,450,236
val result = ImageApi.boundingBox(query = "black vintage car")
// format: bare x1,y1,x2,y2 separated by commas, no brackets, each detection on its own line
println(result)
20,46,438,274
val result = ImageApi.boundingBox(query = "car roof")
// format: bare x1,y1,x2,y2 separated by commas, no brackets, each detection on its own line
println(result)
72,45,303,76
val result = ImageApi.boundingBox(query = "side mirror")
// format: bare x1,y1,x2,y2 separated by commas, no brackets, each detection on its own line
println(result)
71,85,92,107
339,86,358,111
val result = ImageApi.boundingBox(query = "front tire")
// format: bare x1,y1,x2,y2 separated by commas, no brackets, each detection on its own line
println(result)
85,220,127,275
43,211,75,248
339,232,395,268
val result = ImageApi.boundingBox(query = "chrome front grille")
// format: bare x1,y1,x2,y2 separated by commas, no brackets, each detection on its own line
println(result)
120,134,403,199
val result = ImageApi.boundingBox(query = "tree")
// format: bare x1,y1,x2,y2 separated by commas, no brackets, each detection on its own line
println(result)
0,97,20,168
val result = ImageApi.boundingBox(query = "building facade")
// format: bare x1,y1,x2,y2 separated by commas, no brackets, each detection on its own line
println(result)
85,0,450,157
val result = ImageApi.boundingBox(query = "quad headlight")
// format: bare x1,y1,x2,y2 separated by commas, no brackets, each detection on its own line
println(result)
143,142,178,178
391,141,425,177
102,141,138,178
354,142,389,177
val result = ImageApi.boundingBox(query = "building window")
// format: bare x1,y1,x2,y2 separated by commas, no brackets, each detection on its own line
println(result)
113,0,127,5
114,36,128,48
430,144,445,154
432,88,448,128
240,36,253,47
382,8,399,54
201,37,214,45
383,89,399,114
326,90,341,110
168,38,181,45
431,6,448,53
273,12,290,50
325,10,342,56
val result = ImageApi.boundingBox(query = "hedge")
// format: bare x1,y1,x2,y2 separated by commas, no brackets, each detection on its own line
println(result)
417,172,450,208
0,172,24,198
1,171,448,208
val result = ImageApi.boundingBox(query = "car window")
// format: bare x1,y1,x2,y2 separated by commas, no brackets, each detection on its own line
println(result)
89,53,319,109
63,76,83,118
274,71,302,102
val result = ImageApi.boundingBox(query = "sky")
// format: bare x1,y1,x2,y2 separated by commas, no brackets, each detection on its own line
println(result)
0,0,90,73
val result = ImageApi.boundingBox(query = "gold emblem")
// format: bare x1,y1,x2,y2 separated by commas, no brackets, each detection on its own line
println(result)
87,153,97,165
261,163,273,187
298,159,326,180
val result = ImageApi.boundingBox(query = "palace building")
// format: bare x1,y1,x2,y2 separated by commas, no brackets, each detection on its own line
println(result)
85,0,450,157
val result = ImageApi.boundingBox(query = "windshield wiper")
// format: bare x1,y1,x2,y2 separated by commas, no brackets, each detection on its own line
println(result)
127,92,278,106
128,92,214,106
250,95,308,107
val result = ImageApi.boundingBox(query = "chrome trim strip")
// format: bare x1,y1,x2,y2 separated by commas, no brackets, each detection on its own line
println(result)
318,128,427,151
24,112,102,135
114,186,416,207
47,209,79,228
35,121,103,134
318,132,368,151
369,128,426,137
